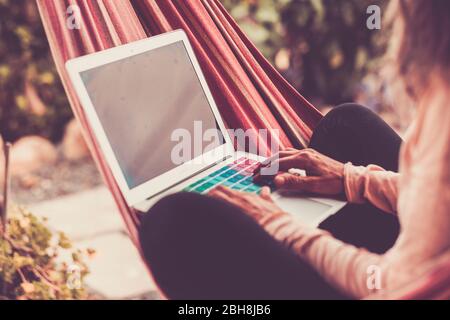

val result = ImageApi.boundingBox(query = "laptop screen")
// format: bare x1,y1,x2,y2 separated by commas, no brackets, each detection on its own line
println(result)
80,41,223,189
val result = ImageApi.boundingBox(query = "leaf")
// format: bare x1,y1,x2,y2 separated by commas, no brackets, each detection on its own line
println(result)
39,72,55,85
355,47,369,70
230,3,249,20
86,248,96,258
310,0,325,22
21,282,35,294
15,95,28,110
14,26,32,47
341,1,355,26
18,215,30,228
13,253,33,268
240,22,270,44
58,232,72,249
330,51,344,69
0,65,10,80
255,6,279,24
275,48,291,71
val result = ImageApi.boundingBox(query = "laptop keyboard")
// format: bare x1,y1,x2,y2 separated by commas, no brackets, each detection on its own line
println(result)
183,157,263,194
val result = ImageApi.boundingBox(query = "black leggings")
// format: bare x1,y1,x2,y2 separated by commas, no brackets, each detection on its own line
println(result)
138,104,402,300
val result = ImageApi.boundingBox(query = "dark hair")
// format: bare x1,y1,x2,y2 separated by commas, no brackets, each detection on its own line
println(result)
389,0,450,96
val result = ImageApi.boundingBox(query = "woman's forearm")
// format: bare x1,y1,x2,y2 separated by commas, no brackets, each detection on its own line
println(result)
344,163,399,214
262,214,384,298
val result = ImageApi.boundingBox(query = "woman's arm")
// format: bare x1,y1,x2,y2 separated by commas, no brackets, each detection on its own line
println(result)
255,148,400,214
344,164,399,214
261,214,383,298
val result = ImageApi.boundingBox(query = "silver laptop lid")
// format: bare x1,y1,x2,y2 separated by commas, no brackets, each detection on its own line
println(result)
66,30,234,206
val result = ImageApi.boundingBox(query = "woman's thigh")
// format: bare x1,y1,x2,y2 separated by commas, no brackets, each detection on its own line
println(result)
139,192,346,300
310,103,401,253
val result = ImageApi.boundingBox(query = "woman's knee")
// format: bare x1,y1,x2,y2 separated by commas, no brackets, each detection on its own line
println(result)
311,104,377,142
309,103,377,161
310,103,401,169
139,192,214,249
321,103,375,125
138,192,240,262
311,104,361,150
137,192,256,299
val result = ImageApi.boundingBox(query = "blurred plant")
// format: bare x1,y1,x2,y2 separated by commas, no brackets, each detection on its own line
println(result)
0,0,72,143
0,205,92,300
222,0,387,105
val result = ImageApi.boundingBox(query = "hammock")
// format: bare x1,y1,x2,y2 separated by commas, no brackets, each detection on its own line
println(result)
37,0,449,300
37,0,322,244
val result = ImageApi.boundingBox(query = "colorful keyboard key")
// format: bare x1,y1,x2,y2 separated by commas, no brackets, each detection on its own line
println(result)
184,157,268,195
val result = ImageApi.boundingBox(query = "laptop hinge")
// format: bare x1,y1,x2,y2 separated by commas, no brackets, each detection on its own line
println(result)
144,155,232,201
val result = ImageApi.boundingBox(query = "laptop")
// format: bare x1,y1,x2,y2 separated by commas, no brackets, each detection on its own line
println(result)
66,29,345,227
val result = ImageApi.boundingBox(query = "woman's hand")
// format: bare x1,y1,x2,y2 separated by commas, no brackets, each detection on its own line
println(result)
254,148,345,196
209,185,287,224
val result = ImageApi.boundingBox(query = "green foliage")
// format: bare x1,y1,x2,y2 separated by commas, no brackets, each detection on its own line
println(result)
0,206,91,300
0,0,72,143
222,0,386,104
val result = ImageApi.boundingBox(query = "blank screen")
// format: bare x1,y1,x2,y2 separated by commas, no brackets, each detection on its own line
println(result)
80,41,221,188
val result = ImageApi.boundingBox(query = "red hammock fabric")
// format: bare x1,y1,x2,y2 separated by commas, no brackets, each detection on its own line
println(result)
37,0,322,246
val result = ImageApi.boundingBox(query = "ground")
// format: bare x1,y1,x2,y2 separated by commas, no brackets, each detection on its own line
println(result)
12,156,160,300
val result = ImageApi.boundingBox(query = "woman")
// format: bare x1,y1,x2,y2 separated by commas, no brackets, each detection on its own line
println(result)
139,0,450,299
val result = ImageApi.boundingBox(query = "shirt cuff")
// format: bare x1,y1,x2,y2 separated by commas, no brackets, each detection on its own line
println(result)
344,162,366,204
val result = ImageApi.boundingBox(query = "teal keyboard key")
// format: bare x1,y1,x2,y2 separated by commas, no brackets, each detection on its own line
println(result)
202,182,215,189
229,174,246,183
231,184,245,190
194,186,208,193
208,166,229,177
185,178,207,190
221,180,234,187
185,158,264,194
219,169,237,178
194,182,214,192
240,177,253,185
208,177,222,185
246,184,261,192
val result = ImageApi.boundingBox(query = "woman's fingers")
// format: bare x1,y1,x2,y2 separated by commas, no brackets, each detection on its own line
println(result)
213,185,235,195
273,173,301,190
260,186,272,201
274,173,324,193
276,156,306,171
253,150,298,174
210,185,250,202
278,149,299,157
210,185,272,204
253,155,303,183
209,186,237,203
257,149,314,174
263,150,298,165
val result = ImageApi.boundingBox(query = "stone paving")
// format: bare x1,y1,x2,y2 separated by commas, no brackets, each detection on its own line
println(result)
28,186,160,299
